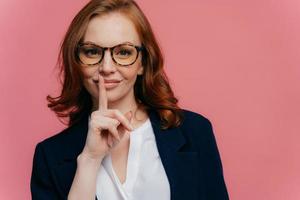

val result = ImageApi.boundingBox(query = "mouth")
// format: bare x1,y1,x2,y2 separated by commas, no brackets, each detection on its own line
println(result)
94,79,122,89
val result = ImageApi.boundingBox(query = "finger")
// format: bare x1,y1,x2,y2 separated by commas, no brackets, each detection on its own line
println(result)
107,126,120,142
107,134,113,148
118,111,133,137
124,110,133,131
125,110,133,123
91,116,120,130
98,74,108,112
107,110,133,131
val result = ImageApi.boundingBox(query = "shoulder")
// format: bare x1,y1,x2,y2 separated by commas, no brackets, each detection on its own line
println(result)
179,110,229,199
34,118,88,164
180,108,213,129
39,120,85,148
178,109,217,149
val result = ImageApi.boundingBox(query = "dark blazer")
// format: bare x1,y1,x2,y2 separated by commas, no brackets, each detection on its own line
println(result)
31,109,229,200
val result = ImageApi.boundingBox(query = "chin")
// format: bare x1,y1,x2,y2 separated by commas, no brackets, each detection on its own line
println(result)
107,91,125,103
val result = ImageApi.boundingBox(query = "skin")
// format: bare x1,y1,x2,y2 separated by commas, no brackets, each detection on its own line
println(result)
68,12,149,199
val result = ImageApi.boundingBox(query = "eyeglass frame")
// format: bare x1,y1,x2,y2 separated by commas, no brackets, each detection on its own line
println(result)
76,42,144,67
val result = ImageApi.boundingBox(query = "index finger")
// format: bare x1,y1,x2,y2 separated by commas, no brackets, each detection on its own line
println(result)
98,74,108,112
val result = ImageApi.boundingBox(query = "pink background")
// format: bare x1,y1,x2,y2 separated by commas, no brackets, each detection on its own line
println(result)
1,0,299,199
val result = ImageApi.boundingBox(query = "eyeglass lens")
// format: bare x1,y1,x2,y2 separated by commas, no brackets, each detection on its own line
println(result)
78,44,138,66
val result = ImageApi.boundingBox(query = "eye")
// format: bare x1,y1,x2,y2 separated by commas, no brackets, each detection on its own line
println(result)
118,49,132,56
83,48,100,57
114,45,135,59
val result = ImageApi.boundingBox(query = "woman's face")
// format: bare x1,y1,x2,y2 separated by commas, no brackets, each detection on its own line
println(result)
80,12,143,109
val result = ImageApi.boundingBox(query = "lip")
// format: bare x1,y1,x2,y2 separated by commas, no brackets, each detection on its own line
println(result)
104,81,120,89
104,79,121,83
95,79,122,89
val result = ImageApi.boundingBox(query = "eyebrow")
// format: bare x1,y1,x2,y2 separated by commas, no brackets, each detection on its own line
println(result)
81,41,137,47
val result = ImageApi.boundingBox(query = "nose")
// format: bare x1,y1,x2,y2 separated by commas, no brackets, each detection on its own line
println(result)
98,49,117,74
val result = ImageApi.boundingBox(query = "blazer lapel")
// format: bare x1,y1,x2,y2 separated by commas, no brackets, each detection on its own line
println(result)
148,109,200,200
52,116,89,198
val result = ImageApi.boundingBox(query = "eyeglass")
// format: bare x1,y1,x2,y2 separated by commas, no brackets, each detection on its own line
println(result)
76,42,144,67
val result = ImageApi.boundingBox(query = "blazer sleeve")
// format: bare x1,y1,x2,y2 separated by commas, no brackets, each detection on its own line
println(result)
199,119,229,200
30,143,61,200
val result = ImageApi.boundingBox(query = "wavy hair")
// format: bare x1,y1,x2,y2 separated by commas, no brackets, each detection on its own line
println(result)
47,0,183,129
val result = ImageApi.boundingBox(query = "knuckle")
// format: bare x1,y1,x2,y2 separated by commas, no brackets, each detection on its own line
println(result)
110,129,118,137
90,112,97,118
89,119,106,129
89,119,97,127
91,111,102,118
114,109,121,116
112,119,120,126
92,127,100,133
107,109,116,117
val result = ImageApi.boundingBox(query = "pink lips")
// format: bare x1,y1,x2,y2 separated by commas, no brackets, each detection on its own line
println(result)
96,79,122,89
104,79,121,83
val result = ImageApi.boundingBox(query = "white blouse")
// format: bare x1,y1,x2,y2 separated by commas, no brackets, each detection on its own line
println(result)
95,118,170,200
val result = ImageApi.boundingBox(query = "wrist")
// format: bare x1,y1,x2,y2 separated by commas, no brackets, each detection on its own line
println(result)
77,152,104,166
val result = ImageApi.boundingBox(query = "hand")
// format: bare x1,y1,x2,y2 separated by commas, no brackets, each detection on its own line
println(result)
80,74,134,161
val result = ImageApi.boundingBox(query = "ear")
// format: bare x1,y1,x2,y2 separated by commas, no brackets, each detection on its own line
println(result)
137,65,144,75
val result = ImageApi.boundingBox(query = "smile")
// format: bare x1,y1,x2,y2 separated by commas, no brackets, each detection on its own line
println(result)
94,79,122,90
104,81,121,89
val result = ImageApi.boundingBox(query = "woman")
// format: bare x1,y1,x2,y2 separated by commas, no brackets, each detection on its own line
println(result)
30,0,229,199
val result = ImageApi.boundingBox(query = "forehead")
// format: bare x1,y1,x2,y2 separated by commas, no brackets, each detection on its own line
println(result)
83,12,141,46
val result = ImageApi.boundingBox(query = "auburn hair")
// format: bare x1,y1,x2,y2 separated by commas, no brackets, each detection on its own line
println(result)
47,0,183,129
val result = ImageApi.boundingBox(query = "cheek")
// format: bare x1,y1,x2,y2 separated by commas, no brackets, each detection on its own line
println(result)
81,68,94,78
120,64,143,80
81,69,97,92
81,68,98,85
